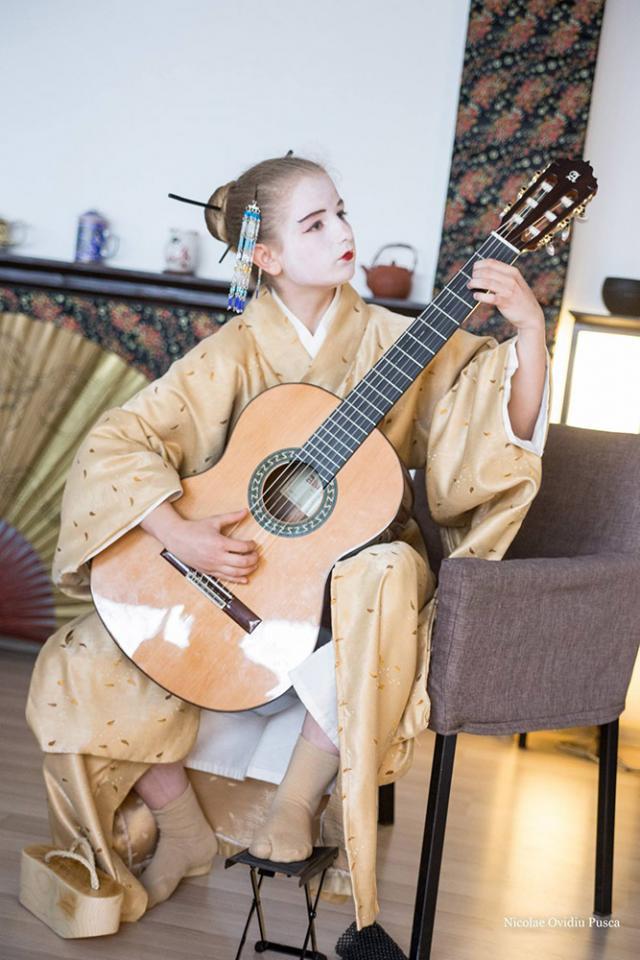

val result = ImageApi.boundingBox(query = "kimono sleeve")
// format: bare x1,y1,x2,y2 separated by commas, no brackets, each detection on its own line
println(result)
53,325,244,599
415,328,550,561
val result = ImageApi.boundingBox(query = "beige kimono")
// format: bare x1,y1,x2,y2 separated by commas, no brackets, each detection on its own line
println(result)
26,281,549,928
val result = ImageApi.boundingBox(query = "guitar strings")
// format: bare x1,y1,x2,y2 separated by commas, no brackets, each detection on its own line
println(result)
212,225,520,585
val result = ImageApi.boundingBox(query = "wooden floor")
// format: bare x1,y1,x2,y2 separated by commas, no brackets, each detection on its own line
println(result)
2,647,639,960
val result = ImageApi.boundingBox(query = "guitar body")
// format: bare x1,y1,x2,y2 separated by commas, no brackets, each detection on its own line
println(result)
91,382,408,712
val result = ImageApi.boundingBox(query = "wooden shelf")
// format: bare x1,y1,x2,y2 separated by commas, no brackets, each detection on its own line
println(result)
0,253,427,317
570,310,640,332
0,253,229,311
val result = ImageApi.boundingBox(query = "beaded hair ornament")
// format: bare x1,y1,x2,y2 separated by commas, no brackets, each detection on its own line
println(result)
227,196,261,313
168,149,294,313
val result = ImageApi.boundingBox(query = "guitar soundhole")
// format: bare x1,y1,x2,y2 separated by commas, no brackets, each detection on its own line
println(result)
248,448,337,538
262,460,323,524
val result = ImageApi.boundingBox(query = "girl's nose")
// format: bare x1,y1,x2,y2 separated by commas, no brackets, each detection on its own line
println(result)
337,220,352,242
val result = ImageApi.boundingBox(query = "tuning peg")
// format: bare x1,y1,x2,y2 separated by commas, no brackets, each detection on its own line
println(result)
561,225,571,242
545,242,556,257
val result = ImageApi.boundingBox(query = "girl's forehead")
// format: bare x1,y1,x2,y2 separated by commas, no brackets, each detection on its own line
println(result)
286,174,339,219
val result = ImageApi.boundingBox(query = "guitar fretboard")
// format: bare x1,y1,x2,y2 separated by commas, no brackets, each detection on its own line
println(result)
300,231,520,485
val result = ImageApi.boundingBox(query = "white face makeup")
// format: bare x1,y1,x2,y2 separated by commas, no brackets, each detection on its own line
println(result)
255,173,356,290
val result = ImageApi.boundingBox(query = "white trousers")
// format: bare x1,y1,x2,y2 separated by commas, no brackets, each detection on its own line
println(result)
185,638,339,785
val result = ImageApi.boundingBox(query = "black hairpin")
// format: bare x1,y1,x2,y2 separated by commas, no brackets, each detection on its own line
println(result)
167,192,221,211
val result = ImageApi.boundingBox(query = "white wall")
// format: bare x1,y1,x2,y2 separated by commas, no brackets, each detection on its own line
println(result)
1,0,471,302
551,0,640,420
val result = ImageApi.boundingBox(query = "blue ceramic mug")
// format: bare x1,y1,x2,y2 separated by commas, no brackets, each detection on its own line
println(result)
75,210,119,263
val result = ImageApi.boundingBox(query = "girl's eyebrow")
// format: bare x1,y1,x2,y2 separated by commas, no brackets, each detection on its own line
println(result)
297,198,344,223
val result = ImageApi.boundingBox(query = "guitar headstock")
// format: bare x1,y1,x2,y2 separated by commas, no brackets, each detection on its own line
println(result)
499,159,598,253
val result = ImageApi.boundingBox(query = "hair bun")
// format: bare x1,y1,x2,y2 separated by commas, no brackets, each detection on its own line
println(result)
204,179,236,244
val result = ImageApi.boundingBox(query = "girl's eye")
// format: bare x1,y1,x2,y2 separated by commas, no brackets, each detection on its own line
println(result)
308,211,349,232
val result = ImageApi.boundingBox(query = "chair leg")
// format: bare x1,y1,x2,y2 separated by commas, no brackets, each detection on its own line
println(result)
409,733,457,960
378,783,395,825
594,718,618,917
517,732,528,749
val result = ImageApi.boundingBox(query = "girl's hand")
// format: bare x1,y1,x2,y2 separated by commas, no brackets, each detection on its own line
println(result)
141,503,259,583
467,259,544,332
466,260,547,442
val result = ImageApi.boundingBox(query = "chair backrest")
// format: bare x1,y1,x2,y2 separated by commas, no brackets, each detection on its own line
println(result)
412,468,444,572
412,424,640,567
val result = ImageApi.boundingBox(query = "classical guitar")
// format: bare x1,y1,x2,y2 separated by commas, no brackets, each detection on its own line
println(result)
90,159,597,711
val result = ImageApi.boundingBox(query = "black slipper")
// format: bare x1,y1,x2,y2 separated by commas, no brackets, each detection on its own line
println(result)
335,920,408,959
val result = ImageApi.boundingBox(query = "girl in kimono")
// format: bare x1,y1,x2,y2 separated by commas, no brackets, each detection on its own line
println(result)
26,154,549,932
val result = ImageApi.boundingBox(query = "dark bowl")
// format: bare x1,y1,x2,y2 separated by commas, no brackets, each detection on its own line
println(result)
602,277,640,317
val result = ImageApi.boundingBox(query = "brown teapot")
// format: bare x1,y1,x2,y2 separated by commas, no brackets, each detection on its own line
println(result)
361,243,417,299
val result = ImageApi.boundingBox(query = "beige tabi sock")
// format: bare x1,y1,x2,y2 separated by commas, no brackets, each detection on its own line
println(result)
141,781,218,909
249,734,340,862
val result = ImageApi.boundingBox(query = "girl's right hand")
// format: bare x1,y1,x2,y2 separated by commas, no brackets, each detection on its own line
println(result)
141,504,258,583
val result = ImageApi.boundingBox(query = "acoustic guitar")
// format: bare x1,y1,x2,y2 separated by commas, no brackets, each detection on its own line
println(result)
90,160,598,711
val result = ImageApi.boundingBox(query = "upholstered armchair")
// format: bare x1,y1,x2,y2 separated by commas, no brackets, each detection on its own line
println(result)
400,424,640,960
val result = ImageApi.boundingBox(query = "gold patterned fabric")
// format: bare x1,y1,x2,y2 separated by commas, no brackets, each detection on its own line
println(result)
26,282,548,927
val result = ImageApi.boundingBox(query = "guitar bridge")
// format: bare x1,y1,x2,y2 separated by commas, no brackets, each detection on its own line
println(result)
186,569,232,609
160,549,262,634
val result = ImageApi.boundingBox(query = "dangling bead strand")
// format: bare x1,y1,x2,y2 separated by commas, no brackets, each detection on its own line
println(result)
227,201,261,313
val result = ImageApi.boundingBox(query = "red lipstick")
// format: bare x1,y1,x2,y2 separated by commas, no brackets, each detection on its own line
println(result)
341,251,354,261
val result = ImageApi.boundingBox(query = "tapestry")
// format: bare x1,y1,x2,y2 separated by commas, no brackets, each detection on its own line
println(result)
435,0,606,348
0,286,227,380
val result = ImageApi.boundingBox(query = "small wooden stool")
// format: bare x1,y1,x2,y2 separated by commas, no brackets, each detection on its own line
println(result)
225,846,339,960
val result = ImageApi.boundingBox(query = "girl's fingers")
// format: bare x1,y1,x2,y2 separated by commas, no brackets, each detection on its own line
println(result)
468,282,510,298
222,551,258,570
217,533,257,552
217,566,250,582
230,539,258,553
467,273,513,292
470,267,521,288
472,291,500,303
467,271,507,285
474,259,520,276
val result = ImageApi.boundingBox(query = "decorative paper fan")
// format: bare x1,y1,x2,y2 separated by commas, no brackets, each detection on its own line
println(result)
0,520,56,641
0,311,149,643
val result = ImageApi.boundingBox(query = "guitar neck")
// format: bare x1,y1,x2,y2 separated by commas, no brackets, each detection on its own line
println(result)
301,231,521,484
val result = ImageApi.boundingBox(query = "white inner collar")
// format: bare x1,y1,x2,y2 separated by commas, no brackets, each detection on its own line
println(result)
270,286,341,358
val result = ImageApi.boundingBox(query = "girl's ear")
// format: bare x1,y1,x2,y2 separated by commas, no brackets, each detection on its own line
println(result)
253,242,282,278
